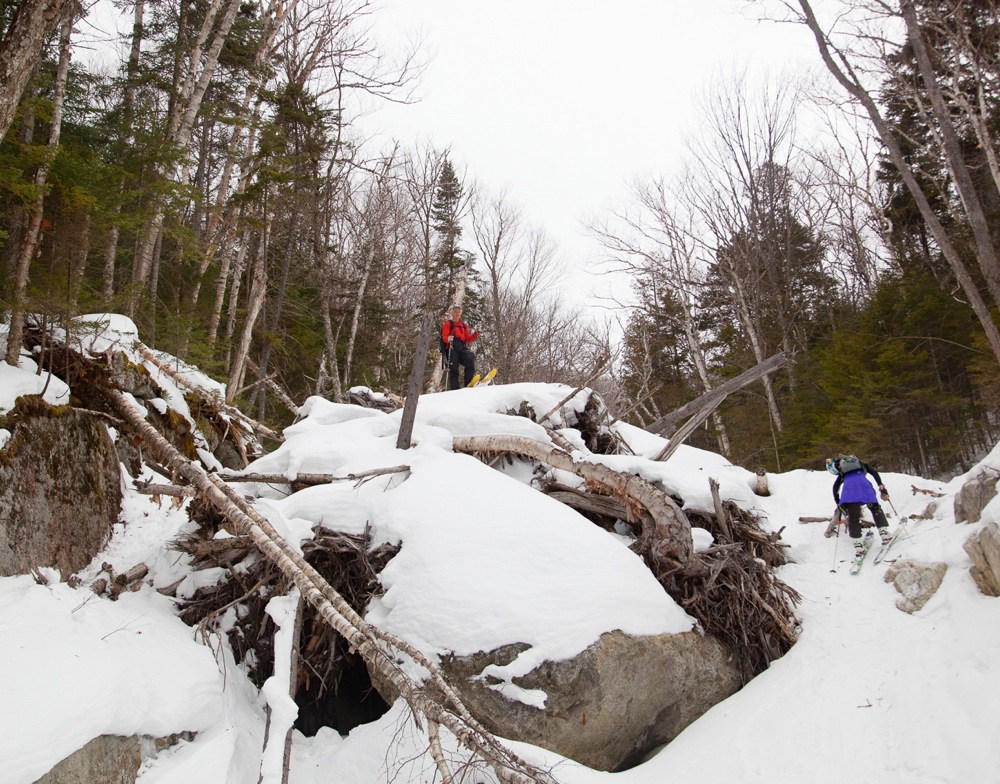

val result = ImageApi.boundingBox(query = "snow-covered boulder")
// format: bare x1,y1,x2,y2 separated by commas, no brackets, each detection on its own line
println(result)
0,396,121,577
33,735,141,784
437,628,741,771
884,560,948,613
963,522,1000,596
954,469,999,523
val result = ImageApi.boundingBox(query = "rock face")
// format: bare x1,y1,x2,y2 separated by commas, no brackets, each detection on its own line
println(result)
963,522,1000,597
884,560,948,613
34,735,142,784
953,470,999,523
0,395,122,577
439,629,742,772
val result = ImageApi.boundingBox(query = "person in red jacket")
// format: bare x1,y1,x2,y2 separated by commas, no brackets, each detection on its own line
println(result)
441,304,478,390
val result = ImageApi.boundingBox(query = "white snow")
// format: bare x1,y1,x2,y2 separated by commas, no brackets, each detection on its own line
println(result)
0,355,71,416
1,314,998,783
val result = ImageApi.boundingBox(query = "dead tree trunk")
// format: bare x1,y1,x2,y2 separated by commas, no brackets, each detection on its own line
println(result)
645,353,791,463
228,214,271,404
138,344,282,441
397,313,434,449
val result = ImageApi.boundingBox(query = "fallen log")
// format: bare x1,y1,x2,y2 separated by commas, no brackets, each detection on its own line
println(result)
452,434,693,572
217,465,411,488
104,387,553,784
645,353,789,439
138,344,283,442
136,482,197,498
545,483,629,522
247,358,300,417
537,357,613,425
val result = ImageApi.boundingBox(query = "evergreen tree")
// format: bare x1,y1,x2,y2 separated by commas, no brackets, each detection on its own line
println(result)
430,157,467,305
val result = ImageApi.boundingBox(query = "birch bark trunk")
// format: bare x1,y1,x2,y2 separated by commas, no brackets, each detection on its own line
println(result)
0,0,69,139
4,5,74,365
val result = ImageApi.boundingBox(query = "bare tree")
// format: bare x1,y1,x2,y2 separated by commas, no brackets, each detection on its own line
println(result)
789,0,1000,362
227,212,272,403
801,106,890,305
470,187,562,381
680,71,809,435
341,151,402,389
591,177,731,454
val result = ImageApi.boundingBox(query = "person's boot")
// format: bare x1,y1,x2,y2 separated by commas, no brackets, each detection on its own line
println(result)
878,526,893,546
850,536,868,572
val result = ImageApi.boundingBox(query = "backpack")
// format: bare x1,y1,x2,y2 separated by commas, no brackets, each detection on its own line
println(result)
837,454,863,474
439,321,455,355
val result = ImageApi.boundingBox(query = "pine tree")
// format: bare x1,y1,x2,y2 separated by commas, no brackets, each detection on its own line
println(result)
430,157,467,305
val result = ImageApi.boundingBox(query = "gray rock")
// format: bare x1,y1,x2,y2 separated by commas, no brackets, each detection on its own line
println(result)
0,396,122,578
107,351,157,399
32,732,194,783
953,470,999,523
884,559,948,613
437,629,741,771
33,735,141,784
963,522,1000,597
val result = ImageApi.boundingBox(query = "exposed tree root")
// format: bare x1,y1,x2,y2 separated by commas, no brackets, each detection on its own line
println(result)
682,502,800,682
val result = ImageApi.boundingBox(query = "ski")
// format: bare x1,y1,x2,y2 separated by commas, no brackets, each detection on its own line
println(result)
873,518,908,565
850,531,875,575
467,368,497,387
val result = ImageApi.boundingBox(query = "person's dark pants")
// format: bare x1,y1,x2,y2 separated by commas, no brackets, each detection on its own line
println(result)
844,502,889,539
447,343,475,390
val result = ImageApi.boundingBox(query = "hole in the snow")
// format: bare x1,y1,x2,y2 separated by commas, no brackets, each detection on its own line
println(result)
293,640,391,736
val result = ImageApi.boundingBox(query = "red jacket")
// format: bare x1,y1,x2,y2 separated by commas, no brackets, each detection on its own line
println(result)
442,319,477,345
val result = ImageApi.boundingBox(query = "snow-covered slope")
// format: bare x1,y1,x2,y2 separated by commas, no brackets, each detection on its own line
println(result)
1,314,998,784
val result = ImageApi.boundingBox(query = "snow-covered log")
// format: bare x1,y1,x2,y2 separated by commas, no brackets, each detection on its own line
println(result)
138,344,282,442
452,434,693,571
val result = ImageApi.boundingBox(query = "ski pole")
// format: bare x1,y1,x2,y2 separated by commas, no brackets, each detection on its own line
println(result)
830,510,841,573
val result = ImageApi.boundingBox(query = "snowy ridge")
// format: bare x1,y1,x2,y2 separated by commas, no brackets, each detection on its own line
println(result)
1,314,998,783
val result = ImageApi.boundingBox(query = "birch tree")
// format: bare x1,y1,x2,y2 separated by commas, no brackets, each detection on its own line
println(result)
0,0,69,140
126,0,247,317
4,1,75,365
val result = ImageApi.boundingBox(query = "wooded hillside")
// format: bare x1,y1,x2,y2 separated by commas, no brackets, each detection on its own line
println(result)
1,0,999,477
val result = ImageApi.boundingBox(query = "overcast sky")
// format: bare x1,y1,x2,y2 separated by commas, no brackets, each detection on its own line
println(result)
364,0,822,311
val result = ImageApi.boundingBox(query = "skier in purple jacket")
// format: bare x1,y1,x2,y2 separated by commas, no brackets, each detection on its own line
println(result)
827,454,892,560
